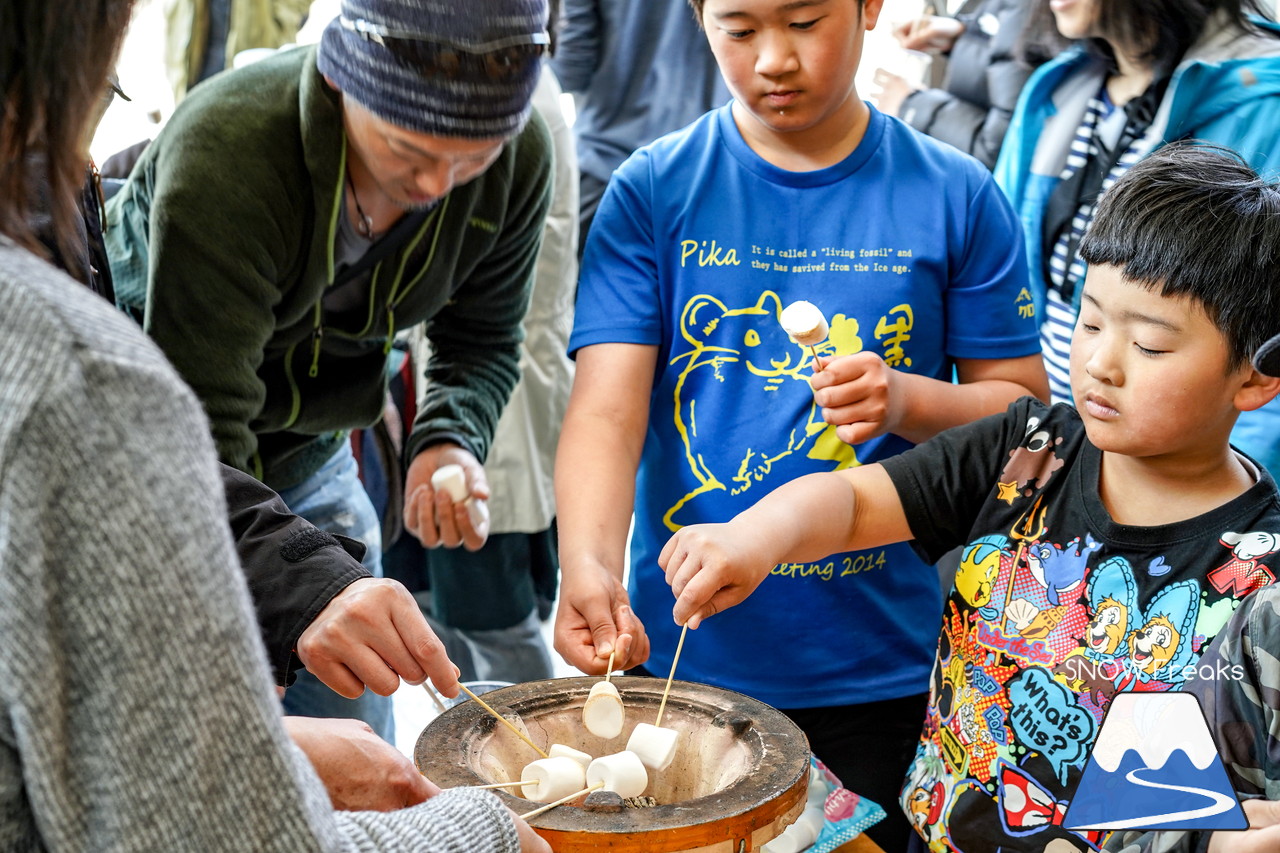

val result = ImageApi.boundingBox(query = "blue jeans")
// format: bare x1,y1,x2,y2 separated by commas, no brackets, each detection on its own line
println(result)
276,440,394,743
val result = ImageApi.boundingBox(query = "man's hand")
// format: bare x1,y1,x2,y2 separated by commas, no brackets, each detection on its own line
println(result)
810,352,904,445
283,716,437,811
404,443,490,550
870,67,919,116
1210,799,1280,853
553,566,649,674
296,576,460,700
660,521,775,629
892,14,965,51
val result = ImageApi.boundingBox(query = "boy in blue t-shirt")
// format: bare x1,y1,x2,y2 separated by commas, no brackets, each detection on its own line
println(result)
661,143,1280,851
553,0,1048,846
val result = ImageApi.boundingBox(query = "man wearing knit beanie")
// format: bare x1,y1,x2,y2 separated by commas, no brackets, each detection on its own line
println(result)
106,0,553,749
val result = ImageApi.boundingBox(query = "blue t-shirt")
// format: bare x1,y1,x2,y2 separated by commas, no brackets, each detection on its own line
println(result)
571,104,1041,708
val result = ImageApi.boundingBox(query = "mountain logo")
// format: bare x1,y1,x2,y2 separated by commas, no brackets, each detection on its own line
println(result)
1064,692,1246,832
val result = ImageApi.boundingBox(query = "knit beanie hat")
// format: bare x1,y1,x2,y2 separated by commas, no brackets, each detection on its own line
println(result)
317,0,548,139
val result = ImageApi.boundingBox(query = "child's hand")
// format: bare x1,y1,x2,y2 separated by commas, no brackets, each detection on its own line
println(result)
660,522,775,629
553,565,649,674
811,352,904,445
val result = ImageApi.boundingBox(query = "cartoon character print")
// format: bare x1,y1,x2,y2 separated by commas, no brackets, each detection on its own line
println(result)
1052,557,1138,703
1206,530,1280,596
1026,534,1102,607
995,761,1105,849
901,743,955,851
664,290,862,530
996,417,1067,504
1049,558,1141,696
1117,579,1200,687
933,598,1021,785
991,510,1095,659
956,535,1008,610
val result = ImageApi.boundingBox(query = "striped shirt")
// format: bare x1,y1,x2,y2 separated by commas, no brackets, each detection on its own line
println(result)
1041,88,1154,403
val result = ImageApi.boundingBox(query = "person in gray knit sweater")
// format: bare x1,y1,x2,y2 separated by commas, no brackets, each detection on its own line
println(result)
0,0,548,850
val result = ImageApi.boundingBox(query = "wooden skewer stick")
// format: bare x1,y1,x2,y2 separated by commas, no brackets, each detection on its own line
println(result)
605,647,616,683
423,682,449,715
809,345,822,371
654,622,689,728
472,779,536,790
520,782,604,821
458,682,549,758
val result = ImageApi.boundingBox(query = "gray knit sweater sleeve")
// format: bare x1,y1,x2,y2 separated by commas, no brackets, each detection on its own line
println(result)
0,241,518,852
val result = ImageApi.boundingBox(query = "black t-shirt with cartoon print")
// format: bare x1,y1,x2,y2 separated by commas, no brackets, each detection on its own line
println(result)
881,398,1280,852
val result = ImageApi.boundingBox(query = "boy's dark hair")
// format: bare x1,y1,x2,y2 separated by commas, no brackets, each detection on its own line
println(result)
686,0,865,26
0,0,136,266
1080,141,1280,370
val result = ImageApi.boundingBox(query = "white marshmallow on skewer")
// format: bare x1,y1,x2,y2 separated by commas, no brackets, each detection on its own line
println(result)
625,722,679,772
779,300,830,347
431,464,470,502
582,681,625,739
519,756,587,803
548,743,593,769
586,750,649,799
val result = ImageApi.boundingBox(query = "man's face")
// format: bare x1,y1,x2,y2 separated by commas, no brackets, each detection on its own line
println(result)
1069,263,1248,460
700,0,883,140
343,97,507,210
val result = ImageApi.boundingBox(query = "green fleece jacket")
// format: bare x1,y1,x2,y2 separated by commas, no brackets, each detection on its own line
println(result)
107,46,553,490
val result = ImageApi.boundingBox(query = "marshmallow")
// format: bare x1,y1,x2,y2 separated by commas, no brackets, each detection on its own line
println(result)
780,300,829,347
761,805,824,853
625,722,679,772
548,743,593,769
519,756,587,803
807,767,828,804
586,750,649,799
431,464,469,503
582,681,625,739
797,805,826,837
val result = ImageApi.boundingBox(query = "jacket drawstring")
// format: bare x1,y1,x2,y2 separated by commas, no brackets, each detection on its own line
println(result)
309,301,323,377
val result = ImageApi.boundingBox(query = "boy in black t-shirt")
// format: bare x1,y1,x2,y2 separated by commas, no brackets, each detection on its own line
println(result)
658,142,1280,852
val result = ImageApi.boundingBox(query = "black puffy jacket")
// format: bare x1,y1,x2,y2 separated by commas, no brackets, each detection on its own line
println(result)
898,0,1042,169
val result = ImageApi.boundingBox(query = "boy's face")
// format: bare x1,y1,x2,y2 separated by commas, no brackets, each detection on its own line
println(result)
700,0,883,140
1069,264,1252,459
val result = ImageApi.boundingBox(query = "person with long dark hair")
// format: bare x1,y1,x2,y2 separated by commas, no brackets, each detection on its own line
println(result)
0,0,548,848
995,0,1280,471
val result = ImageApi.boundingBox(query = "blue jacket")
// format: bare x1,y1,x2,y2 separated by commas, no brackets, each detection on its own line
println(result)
994,14,1280,472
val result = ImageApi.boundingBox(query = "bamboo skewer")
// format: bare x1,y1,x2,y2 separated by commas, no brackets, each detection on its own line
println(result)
473,779,536,790
654,622,689,728
423,682,449,715
520,782,604,821
605,648,616,682
458,682,549,758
